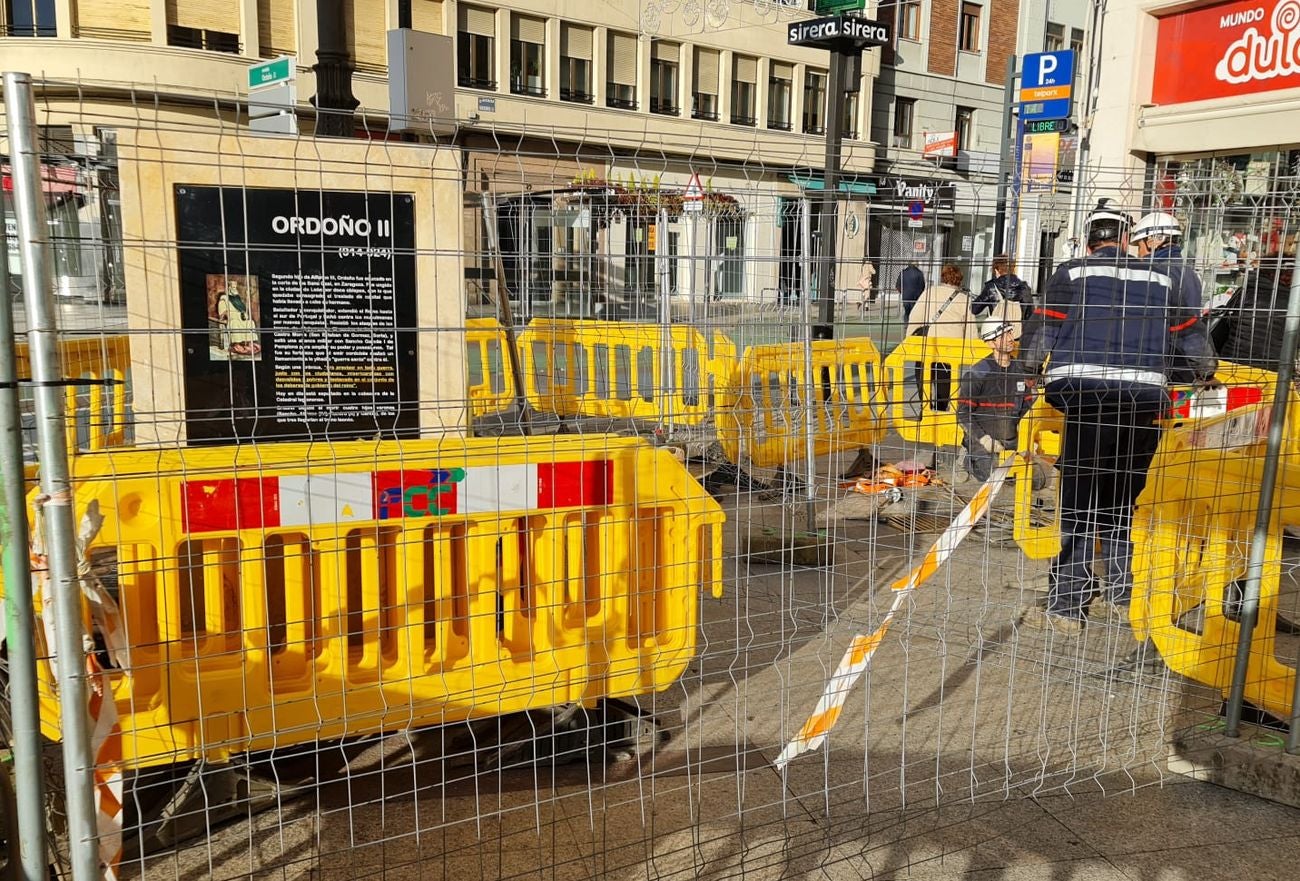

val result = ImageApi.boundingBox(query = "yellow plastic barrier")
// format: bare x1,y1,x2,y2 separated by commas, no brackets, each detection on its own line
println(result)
1012,397,1065,560
1131,403,1297,719
16,335,130,483
881,335,988,449
519,319,736,426
1012,362,1285,561
464,318,517,419
716,337,885,469
18,436,724,769
15,334,130,453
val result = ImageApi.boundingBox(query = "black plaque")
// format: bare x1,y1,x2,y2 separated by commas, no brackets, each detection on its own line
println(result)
787,14,890,49
175,185,418,444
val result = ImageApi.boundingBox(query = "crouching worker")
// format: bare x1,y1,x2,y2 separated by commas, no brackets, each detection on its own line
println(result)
957,318,1044,488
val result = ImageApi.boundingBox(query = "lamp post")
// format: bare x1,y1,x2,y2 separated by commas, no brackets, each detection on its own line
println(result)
787,6,890,340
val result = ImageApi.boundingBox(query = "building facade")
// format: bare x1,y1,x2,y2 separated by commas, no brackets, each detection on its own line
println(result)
1,0,893,316
1087,0,1300,304
869,0,1090,289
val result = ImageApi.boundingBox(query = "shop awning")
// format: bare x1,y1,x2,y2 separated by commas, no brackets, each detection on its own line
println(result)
1,163,81,195
788,174,876,195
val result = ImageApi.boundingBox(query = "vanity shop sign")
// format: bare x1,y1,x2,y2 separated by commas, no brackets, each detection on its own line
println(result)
875,177,956,211
1153,0,1300,104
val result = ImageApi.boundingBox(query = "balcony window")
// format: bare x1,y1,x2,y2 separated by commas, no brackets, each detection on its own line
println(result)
897,0,921,40
892,97,915,149
768,62,793,131
607,31,638,110
842,92,859,140
651,41,679,115
955,106,974,151
3,0,56,36
959,2,982,52
458,5,496,90
559,23,594,103
693,47,720,121
510,14,546,97
731,55,757,126
802,69,826,135
167,25,239,53
1045,22,1065,53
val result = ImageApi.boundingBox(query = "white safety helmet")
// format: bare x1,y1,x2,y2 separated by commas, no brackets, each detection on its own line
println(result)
1131,211,1183,246
1085,198,1133,248
979,318,1014,342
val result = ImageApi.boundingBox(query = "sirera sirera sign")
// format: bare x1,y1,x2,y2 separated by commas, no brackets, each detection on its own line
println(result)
787,14,891,48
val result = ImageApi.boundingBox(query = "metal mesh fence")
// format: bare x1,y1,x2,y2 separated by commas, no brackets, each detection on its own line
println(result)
1,73,1299,881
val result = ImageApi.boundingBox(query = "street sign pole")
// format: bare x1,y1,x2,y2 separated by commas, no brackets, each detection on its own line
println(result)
1009,114,1026,266
788,9,889,341
993,55,1017,256
815,48,846,340
1004,50,1075,265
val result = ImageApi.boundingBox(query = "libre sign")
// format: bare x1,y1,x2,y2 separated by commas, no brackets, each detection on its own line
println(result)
788,14,891,47
1153,0,1300,104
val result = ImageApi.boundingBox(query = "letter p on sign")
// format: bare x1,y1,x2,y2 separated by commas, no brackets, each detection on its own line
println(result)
1039,55,1057,79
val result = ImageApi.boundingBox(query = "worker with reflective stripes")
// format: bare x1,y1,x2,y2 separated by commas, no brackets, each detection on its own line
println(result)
1133,212,1207,384
1020,200,1218,634
957,318,1036,484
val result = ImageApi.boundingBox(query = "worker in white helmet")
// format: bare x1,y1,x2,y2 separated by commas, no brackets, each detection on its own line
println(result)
1130,211,1183,259
1019,200,1217,634
1132,211,1208,385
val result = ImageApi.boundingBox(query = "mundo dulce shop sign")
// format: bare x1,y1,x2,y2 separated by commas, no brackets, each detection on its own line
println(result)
1153,0,1300,104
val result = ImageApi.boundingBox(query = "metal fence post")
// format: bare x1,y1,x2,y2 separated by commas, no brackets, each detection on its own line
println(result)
0,184,49,881
3,71,101,881
1225,259,1300,738
800,197,817,535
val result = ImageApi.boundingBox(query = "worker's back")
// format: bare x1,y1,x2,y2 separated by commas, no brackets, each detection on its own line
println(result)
1026,245,1206,386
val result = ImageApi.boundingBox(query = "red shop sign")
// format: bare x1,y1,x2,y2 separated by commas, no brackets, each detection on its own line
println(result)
1153,0,1300,105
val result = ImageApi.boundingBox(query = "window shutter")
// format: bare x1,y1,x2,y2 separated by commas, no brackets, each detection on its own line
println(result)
695,48,719,93
256,0,295,56
410,0,443,33
460,5,495,37
771,61,793,81
652,40,678,63
166,0,238,34
77,0,151,39
512,14,544,45
561,23,592,60
609,32,637,86
734,55,757,84
346,0,388,72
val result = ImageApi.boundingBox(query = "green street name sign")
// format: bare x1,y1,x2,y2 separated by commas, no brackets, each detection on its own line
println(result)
248,56,293,90
814,0,866,12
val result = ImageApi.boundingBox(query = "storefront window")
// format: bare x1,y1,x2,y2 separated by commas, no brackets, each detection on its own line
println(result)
1153,149,1300,300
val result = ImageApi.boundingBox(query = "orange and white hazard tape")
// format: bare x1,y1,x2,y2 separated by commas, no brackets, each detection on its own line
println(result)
774,456,1015,769
30,496,125,879
87,654,123,881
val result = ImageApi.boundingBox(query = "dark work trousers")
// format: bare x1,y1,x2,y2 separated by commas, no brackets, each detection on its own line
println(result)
1044,378,1168,619
963,436,999,483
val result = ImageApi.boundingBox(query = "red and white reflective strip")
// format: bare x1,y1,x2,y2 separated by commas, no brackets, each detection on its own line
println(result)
774,457,1014,769
180,460,614,533
87,658,123,881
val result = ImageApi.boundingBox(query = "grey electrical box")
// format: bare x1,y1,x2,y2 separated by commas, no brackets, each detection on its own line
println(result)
388,29,456,135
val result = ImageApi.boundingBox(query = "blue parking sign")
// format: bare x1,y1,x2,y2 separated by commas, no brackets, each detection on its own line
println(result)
1020,50,1074,121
